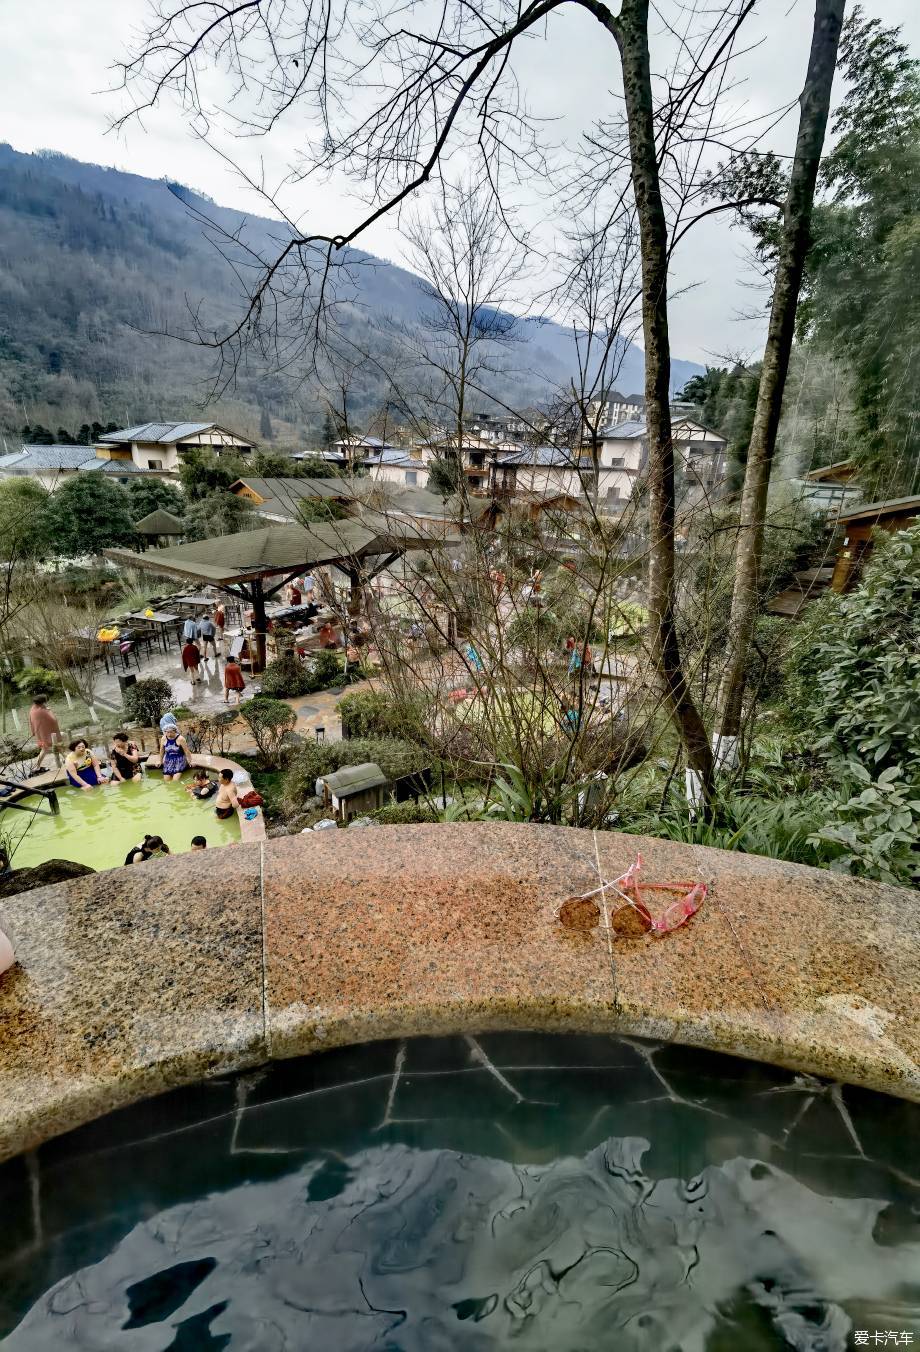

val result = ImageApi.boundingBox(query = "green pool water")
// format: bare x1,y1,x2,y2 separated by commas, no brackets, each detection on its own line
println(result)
5,773,240,871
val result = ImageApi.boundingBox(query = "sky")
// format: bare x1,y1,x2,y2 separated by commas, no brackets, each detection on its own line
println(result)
2,0,918,367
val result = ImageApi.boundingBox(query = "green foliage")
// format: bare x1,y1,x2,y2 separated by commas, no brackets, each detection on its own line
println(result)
122,677,174,727
809,763,920,887
259,648,312,699
786,527,920,775
13,666,60,698
282,736,429,811
0,478,53,558
426,456,463,498
337,688,425,741
769,525,920,886
302,649,367,693
239,696,297,769
297,497,348,524
178,448,248,500
249,449,327,478
127,478,184,521
182,490,257,540
625,790,830,866
370,800,439,824
677,364,760,489
798,7,920,496
41,476,137,557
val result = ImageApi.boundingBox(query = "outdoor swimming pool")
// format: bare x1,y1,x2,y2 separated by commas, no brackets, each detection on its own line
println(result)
4,773,239,872
1,1033,917,1347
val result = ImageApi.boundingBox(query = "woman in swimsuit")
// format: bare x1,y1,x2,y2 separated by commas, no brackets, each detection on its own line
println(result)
214,767,239,819
124,835,170,865
159,726,190,782
109,732,142,782
65,739,105,791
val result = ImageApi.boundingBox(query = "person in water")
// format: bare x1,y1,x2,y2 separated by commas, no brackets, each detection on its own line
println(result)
64,738,106,791
191,835,207,850
184,768,217,799
124,835,170,865
109,731,142,782
223,654,245,705
158,725,190,782
214,767,239,819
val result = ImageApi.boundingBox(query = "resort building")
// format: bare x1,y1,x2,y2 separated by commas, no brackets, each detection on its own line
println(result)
0,443,160,490
96,422,254,474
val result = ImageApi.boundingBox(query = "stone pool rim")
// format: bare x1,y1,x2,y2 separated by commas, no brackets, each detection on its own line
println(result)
0,823,916,1163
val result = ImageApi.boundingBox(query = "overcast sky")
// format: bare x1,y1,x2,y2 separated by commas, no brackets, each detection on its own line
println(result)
2,0,918,366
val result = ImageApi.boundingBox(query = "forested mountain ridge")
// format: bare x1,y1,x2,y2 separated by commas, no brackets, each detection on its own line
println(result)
0,145,701,451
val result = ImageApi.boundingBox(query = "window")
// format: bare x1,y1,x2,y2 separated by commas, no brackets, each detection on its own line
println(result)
405,470,418,487
607,455,625,468
147,458,163,470
606,485,621,503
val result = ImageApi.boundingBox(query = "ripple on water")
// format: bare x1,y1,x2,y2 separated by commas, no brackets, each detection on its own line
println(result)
1,1034,918,1349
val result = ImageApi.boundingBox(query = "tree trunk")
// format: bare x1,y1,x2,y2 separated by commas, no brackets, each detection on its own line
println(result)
614,0,715,794
717,0,845,748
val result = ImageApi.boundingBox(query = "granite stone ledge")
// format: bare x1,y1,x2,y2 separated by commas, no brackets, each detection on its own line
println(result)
0,824,917,1163
0,843,266,1162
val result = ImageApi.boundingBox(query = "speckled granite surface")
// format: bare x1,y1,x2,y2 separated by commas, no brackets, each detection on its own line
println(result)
0,844,266,1161
0,824,917,1162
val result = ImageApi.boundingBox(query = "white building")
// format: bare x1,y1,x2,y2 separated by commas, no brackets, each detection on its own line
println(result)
587,391,644,436
491,446,588,499
596,415,728,508
97,421,254,475
0,443,161,492
365,447,430,489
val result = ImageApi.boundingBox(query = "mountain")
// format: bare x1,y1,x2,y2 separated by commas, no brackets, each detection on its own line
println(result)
0,145,701,449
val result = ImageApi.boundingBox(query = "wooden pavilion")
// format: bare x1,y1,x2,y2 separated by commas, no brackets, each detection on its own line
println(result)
104,518,442,670
134,508,185,548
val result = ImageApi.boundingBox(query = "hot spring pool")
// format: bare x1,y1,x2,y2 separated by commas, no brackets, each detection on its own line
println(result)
1,1033,918,1348
5,773,240,872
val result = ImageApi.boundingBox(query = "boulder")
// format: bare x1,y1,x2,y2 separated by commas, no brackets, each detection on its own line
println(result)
0,858,95,900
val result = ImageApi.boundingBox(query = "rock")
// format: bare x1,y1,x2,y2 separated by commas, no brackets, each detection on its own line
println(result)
313,818,337,831
0,858,95,900
304,796,324,810
267,825,291,839
347,816,374,829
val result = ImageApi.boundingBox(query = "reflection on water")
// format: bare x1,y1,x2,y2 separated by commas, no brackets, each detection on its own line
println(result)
1,1034,918,1349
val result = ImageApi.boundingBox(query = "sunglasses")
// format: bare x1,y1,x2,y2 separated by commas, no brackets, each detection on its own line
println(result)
558,852,708,935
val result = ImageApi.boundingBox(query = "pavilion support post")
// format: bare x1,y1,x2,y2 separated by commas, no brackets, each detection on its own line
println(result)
251,578,268,673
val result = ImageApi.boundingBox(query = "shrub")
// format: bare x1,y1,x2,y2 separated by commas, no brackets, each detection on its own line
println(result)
260,649,311,699
185,709,237,756
282,736,430,811
122,677,173,728
370,801,439,825
338,688,427,741
239,696,298,769
306,649,345,692
13,667,60,698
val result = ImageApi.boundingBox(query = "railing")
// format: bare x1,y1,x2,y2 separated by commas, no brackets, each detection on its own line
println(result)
0,777,60,817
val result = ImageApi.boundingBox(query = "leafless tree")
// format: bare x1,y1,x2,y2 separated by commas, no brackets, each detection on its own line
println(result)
116,0,819,792
402,181,527,455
